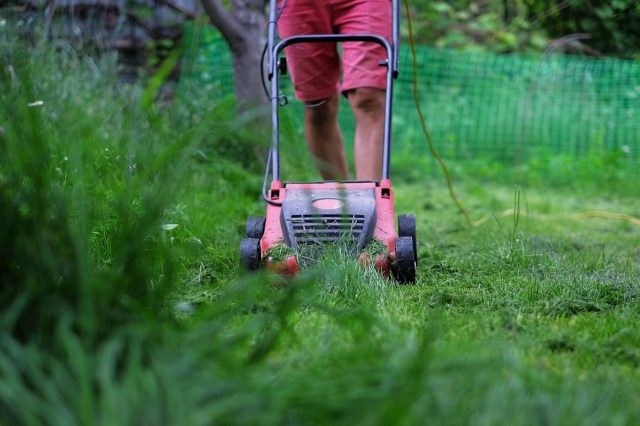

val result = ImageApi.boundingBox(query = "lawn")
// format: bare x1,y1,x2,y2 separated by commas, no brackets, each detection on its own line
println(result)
2,38,639,425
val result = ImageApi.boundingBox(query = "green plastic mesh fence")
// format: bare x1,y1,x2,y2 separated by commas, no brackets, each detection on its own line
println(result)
403,47,639,164
181,23,235,100
180,24,639,169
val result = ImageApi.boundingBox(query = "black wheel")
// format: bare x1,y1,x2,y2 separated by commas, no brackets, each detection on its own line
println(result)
394,236,416,284
240,238,261,271
398,214,417,265
246,216,266,239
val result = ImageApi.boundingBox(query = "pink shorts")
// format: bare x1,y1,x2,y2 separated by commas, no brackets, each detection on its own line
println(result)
277,0,391,102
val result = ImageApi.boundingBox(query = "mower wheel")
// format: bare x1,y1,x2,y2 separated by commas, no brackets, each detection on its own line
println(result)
240,238,261,271
246,216,266,239
394,236,416,284
398,214,417,265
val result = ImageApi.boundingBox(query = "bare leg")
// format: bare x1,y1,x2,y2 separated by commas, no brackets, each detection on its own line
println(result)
347,87,385,181
304,92,349,180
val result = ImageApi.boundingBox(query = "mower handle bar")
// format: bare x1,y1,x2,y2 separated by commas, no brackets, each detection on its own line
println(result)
266,0,400,196
270,34,396,182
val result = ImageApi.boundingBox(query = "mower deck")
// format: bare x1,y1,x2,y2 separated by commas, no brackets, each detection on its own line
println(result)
240,179,416,283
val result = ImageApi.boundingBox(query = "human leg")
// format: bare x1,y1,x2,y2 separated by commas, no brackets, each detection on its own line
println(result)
304,92,349,180
346,87,386,181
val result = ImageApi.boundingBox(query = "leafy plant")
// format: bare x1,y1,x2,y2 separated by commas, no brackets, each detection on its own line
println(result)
524,0,640,59
405,0,549,54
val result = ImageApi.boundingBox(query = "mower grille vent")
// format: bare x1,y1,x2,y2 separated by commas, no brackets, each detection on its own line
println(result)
289,214,365,244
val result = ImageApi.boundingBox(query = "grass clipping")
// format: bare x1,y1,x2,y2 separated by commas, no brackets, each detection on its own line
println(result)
265,243,296,262
265,238,390,271
362,238,390,259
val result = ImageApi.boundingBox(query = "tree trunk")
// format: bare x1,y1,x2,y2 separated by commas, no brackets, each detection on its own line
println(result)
200,0,268,113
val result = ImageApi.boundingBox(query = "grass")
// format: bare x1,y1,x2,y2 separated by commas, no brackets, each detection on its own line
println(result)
2,32,640,425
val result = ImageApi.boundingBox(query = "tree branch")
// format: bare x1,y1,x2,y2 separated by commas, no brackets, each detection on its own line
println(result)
199,0,246,53
164,0,199,20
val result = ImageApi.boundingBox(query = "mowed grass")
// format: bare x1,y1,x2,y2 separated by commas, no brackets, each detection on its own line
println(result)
2,34,640,425
172,132,640,423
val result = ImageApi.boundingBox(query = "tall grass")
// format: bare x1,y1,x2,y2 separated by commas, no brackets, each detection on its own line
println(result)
2,29,640,425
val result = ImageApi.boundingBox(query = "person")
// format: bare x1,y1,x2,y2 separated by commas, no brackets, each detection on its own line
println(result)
277,0,391,181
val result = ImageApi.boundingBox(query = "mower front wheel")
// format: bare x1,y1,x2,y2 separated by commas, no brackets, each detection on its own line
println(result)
240,238,261,271
394,236,416,284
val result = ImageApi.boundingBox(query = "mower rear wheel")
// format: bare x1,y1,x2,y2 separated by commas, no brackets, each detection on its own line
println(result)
246,216,266,239
240,238,261,271
394,236,416,284
398,214,417,265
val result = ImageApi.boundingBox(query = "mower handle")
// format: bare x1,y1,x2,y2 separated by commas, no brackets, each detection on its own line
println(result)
266,0,400,188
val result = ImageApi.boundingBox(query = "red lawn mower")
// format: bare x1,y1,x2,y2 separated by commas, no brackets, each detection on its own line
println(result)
240,0,417,283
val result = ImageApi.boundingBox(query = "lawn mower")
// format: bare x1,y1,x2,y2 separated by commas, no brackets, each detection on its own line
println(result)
239,0,417,283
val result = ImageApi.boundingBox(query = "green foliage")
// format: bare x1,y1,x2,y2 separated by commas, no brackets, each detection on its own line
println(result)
524,0,640,59
405,0,639,58
0,39,181,341
405,0,549,53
